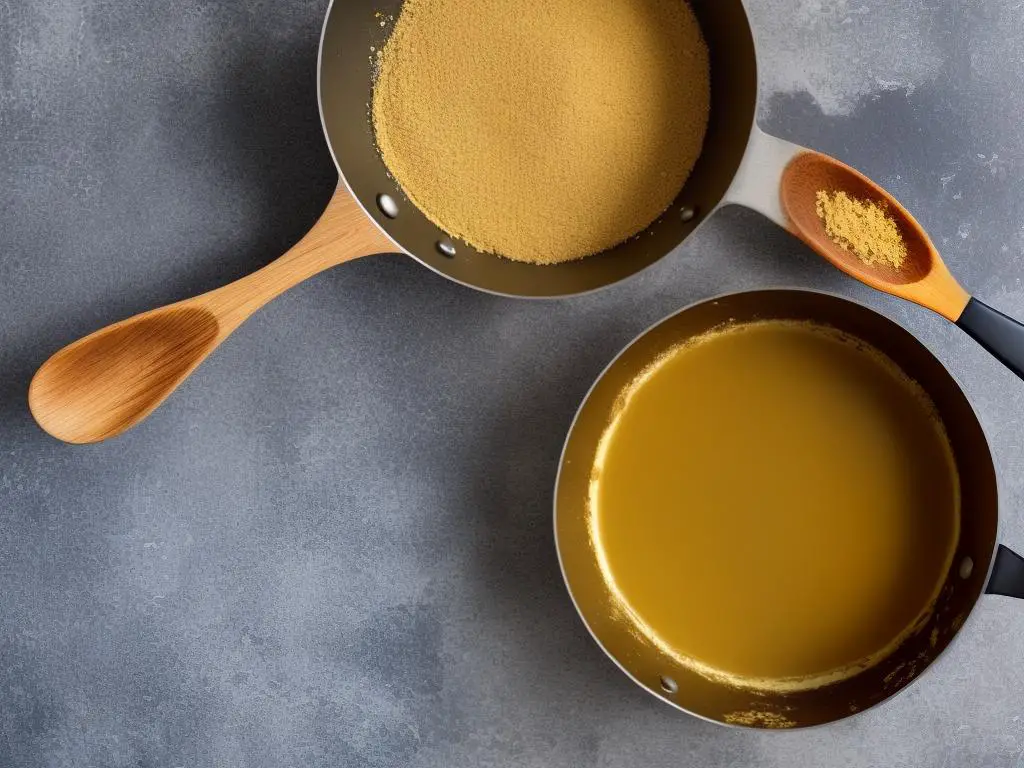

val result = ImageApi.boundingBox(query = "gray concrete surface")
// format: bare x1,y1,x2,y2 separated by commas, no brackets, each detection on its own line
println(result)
2,1,1024,765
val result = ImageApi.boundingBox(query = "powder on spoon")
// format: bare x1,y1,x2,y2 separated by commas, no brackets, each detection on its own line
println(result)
815,190,908,270
371,0,710,265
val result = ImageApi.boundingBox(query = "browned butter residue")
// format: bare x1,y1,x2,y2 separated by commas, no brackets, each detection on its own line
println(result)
723,711,796,729
588,321,960,692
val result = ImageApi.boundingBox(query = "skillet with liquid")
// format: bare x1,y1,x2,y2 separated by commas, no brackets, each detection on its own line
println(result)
557,290,1024,728
589,320,959,693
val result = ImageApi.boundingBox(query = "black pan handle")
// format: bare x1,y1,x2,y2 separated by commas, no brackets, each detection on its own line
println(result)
957,298,1024,382
986,545,1024,599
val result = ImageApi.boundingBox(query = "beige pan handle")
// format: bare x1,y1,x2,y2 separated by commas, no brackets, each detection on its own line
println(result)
29,183,395,444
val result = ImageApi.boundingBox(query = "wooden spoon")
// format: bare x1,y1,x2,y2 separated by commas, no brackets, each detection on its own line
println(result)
29,185,394,444
780,151,1024,380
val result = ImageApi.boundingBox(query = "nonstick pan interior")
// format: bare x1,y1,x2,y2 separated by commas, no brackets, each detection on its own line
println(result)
555,290,998,727
318,0,757,297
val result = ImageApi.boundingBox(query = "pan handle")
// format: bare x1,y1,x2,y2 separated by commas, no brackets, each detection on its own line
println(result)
721,126,804,231
986,544,1024,599
957,300,1024,382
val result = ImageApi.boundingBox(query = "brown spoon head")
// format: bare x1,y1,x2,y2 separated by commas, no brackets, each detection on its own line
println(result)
29,306,220,444
780,152,969,321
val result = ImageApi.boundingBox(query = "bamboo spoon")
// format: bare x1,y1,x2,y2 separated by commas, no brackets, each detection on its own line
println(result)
28,185,394,444
780,151,1024,380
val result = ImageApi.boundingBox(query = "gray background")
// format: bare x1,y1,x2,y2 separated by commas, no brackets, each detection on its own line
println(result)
2,0,1023,765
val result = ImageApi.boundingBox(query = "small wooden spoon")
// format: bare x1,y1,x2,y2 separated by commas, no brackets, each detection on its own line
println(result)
29,185,394,444
781,151,1024,380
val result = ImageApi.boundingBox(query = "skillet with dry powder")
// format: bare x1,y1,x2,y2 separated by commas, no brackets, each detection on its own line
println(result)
372,0,711,264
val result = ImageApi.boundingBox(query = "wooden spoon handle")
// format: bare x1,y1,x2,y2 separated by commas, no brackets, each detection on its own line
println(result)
29,183,395,444
197,183,396,331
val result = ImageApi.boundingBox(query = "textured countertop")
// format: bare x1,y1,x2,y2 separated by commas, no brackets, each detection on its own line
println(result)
3,1,1024,766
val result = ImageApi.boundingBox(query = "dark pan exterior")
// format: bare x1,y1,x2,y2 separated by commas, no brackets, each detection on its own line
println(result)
555,290,998,728
318,0,758,297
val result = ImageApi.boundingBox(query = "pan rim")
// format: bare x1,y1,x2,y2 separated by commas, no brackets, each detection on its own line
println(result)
551,286,1000,730
315,0,401,255
315,0,762,300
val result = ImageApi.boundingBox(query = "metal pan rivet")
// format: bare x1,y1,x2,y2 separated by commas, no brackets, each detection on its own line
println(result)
437,238,457,257
377,193,399,219
659,675,678,695
680,206,697,222
959,556,974,579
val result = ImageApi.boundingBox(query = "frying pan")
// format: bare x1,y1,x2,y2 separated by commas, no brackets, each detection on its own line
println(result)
555,289,1024,729
28,0,1024,443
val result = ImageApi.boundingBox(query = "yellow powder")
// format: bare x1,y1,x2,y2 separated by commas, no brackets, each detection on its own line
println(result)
372,0,710,264
815,190,908,270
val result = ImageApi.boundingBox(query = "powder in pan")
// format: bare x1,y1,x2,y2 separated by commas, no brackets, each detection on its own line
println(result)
371,0,710,265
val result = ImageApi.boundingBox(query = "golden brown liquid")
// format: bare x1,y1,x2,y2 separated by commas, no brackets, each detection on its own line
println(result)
590,321,959,691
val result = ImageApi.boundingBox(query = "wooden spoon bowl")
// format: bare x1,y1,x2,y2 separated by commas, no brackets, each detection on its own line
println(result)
780,152,967,319
782,153,934,285
774,150,1024,381
29,307,220,444
28,184,394,444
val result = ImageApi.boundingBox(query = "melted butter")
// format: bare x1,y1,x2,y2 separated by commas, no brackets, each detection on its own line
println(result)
588,321,960,692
